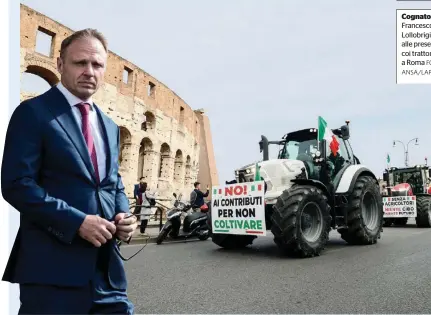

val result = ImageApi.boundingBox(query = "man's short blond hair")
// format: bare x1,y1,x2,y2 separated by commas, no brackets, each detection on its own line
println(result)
60,28,108,58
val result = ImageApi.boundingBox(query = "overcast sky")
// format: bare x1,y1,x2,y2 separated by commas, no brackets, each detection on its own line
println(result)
20,0,431,183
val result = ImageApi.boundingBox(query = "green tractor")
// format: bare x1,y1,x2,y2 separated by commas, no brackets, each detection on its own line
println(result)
208,120,384,258
381,165,431,227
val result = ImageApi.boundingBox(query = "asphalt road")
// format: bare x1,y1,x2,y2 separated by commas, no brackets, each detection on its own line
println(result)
123,219,431,314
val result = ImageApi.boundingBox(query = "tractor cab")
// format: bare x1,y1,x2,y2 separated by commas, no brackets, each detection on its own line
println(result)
383,165,431,196
262,121,355,181
276,128,322,180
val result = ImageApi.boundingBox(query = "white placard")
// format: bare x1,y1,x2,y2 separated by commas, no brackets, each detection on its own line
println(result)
383,196,417,218
211,181,266,236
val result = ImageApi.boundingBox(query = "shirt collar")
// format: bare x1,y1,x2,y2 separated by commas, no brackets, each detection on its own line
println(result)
56,82,95,110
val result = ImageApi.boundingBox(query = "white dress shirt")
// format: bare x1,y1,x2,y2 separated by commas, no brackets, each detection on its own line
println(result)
56,82,107,181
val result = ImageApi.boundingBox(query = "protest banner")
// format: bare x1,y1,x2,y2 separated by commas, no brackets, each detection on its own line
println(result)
382,195,417,218
211,181,266,236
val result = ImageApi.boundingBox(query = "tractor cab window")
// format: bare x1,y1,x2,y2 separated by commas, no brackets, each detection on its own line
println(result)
279,139,318,161
392,169,424,193
279,137,321,180
345,140,355,164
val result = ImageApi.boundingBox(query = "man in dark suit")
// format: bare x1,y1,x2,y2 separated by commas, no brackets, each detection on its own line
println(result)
1,28,137,314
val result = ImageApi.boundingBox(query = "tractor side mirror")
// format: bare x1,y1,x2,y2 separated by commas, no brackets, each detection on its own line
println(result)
173,193,177,198
340,125,350,140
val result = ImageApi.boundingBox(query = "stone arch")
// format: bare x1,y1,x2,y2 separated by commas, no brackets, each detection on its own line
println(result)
24,62,60,87
119,126,132,169
184,155,192,187
158,143,171,178
137,137,153,181
21,63,60,98
141,111,156,131
173,149,184,187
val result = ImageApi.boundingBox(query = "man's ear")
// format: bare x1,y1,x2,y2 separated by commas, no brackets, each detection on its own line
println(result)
57,57,63,74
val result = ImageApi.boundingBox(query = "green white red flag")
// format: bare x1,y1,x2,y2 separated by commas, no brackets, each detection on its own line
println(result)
317,116,339,156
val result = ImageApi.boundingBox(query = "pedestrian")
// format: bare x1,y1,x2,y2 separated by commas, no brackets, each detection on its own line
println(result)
137,182,155,235
133,177,146,219
1,28,137,314
191,182,209,210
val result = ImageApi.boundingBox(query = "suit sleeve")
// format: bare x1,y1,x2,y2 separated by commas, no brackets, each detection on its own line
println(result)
114,126,130,214
1,101,87,245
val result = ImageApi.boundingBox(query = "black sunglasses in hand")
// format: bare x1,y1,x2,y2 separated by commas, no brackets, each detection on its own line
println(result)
113,213,149,261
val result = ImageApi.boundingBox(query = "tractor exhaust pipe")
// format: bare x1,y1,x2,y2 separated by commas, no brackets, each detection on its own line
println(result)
259,135,269,161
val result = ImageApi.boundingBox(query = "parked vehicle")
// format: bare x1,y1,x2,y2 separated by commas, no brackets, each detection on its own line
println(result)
156,193,210,244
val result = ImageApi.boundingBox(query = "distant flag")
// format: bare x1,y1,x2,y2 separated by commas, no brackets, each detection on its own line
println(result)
387,153,390,164
317,116,339,156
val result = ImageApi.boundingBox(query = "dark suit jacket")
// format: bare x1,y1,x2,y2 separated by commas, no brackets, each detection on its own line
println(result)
1,86,130,289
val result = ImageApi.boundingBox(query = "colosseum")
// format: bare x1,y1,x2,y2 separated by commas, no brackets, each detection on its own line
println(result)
19,4,218,200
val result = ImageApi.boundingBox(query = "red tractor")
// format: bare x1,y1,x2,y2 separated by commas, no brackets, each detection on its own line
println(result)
382,165,431,227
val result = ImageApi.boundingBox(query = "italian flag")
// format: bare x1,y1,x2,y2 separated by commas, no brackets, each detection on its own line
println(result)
317,116,339,156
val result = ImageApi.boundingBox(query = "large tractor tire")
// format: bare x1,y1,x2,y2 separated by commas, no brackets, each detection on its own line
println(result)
271,184,331,258
415,195,431,228
338,175,383,245
207,204,256,249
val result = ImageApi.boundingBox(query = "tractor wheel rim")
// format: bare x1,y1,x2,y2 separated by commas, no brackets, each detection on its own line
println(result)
362,191,379,230
300,202,323,243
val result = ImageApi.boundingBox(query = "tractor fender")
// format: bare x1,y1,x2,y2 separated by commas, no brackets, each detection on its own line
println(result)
335,165,377,194
290,178,331,198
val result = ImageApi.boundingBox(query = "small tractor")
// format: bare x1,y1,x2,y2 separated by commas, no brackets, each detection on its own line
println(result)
208,120,384,258
381,165,431,227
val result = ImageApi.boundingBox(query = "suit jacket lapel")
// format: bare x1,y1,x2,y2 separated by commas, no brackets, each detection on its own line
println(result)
44,87,99,183
94,104,115,183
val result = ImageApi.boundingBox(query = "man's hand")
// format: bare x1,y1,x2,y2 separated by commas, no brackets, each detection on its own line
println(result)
78,215,117,247
114,213,138,241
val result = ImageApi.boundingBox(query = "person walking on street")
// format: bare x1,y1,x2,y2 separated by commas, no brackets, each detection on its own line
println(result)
133,177,146,219
137,182,155,235
1,28,137,314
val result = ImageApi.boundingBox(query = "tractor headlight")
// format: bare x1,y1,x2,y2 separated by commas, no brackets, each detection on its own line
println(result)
246,169,251,174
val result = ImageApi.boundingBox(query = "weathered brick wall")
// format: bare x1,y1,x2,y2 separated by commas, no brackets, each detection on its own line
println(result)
19,4,219,199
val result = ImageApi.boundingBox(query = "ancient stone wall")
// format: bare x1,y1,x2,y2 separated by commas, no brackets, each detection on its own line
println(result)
19,4,219,199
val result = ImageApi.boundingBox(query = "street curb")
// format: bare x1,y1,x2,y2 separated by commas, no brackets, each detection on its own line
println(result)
127,236,158,245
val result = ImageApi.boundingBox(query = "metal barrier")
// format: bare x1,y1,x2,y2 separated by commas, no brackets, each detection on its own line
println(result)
128,198,173,231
